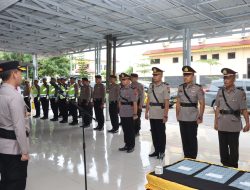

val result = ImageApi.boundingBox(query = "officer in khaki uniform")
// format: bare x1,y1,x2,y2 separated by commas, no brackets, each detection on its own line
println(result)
107,75,120,133
130,73,144,136
145,67,170,159
23,80,31,113
214,68,250,168
79,78,92,127
118,73,138,153
176,66,205,159
93,75,105,131
49,77,59,121
0,61,29,190
40,77,49,119
32,79,40,118
68,77,79,125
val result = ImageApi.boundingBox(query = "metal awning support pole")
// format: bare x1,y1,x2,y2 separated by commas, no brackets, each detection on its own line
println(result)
183,28,191,66
32,54,38,79
105,35,112,121
112,37,117,75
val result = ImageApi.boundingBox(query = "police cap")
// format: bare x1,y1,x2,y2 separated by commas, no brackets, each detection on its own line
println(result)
120,73,130,79
82,77,88,81
182,66,196,73
130,73,138,78
152,67,164,74
221,68,237,76
0,61,26,73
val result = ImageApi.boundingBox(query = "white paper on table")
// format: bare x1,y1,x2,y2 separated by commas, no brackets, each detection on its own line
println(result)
205,173,223,179
177,166,192,171
239,181,250,187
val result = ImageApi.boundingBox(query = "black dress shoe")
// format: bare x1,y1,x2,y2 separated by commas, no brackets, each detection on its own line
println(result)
69,121,78,125
119,146,128,151
127,148,134,153
135,132,140,137
50,118,58,121
33,115,40,118
59,120,68,123
93,126,100,130
41,116,48,120
107,129,114,133
149,152,159,157
97,127,104,131
111,130,118,133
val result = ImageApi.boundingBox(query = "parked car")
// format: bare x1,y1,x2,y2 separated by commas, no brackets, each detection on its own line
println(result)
205,79,250,109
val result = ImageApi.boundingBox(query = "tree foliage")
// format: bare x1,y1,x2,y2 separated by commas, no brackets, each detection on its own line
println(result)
38,56,70,77
0,52,32,63
125,66,133,75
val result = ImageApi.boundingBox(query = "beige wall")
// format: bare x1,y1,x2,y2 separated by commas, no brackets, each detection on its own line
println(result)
136,47,250,78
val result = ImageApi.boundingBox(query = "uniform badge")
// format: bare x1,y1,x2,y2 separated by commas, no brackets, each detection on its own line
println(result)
223,69,227,75
184,67,188,72
121,74,124,77
153,68,157,72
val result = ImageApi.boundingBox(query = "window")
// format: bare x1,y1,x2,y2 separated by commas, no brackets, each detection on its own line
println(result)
212,54,219,60
228,52,235,59
246,82,250,91
191,56,193,62
173,57,179,63
200,55,207,60
151,59,160,64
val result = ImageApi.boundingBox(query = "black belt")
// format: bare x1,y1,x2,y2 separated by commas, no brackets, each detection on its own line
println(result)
220,110,240,116
180,102,197,107
149,102,164,106
121,102,133,105
0,128,29,140
110,101,118,104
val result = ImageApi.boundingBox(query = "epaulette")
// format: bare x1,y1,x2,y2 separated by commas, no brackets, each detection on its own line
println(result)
236,87,244,91
162,82,169,85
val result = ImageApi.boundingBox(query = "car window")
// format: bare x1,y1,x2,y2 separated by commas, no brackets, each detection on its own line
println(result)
235,81,243,88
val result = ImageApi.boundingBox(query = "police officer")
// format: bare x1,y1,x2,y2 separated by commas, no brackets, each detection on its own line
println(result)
93,75,105,130
176,66,205,159
145,67,170,159
107,75,120,133
40,77,49,119
49,77,59,121
214,68,250,168
118,73,138,153
79,78,92,127
57,77,63,118
59,77,69,123
23,80,31,113
0,61,29,190
32,79,40,118
130,73,144,136
68,77,79,125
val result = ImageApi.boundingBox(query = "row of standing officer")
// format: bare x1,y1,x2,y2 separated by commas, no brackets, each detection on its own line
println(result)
145,65,249,168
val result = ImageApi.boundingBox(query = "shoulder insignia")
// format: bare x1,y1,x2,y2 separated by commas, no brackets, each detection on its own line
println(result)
236,87,244,91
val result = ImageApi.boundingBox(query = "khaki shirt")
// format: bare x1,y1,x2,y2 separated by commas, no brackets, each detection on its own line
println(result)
79,84,91,104
119,85,137,117
131,81,144,107
93,83,105,102
23,85,30,97
108,83,120,102
215,86,247,132
0,83,29,155
177,83,204,121
148,82,170,119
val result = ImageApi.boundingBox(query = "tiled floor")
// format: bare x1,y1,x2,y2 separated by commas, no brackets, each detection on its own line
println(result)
26,113,250,190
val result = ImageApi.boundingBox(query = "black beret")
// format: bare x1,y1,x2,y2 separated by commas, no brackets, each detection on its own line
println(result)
82,77,88,81
221,68,237,76
182,66,196,73
0,61,26,73
152,67,164,74
95,75,102,79
130,73,138,77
